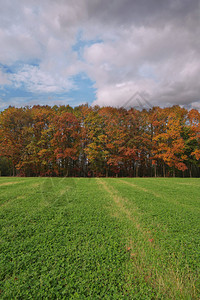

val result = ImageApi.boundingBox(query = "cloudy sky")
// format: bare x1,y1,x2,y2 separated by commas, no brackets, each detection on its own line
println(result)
0,0,200,110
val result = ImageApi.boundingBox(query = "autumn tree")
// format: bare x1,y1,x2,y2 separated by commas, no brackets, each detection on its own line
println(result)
153,107,188,177
184,109,200,177
51,111,81,176
16,106,55,176
0,104,199,178
0,106,32,176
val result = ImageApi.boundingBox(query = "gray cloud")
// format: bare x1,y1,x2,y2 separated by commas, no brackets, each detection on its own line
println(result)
0,0,199,109
82,0,200,108
85,0,200,29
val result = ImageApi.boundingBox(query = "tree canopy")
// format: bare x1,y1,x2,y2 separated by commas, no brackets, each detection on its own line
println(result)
0,104,199,177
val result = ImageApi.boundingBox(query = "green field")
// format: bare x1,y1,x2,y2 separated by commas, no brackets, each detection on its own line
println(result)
0,178,199,299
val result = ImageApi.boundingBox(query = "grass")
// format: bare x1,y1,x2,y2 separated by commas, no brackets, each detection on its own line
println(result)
0,177,199,299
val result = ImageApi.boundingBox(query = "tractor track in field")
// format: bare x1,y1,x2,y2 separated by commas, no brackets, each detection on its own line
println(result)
0,181,26,187
96,178,197,299
119,179,200,212
118,179,162,198
96,178,141,229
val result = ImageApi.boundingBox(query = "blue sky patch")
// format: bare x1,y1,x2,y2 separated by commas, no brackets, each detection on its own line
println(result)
0,68,96,110
72,31,103,61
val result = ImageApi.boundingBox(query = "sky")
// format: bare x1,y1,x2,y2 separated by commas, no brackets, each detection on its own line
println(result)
0,0,200,110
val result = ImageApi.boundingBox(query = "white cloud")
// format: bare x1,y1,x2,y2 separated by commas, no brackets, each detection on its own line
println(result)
0,99,9,109
83,23,200,107
0,0,199,108
10,65,75,93
0,69,10,86
191,102,200,110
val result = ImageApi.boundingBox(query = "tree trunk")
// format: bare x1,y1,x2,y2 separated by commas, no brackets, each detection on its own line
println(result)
136,164,138,177
189,165,192,178
163,164,165,177
12,163,15,177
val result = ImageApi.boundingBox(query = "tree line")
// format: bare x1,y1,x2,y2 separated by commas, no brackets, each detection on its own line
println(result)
0,104,199,177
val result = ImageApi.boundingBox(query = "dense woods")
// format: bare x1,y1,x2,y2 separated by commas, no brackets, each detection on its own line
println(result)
0,104,199,177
